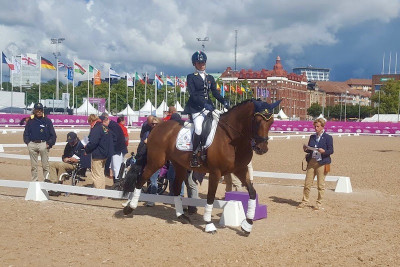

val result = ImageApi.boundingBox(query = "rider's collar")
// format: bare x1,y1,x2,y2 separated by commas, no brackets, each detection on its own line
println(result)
195,69,206,75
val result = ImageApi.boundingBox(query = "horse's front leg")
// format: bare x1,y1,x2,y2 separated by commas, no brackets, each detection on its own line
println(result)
204,172,220,234
235,165,256,235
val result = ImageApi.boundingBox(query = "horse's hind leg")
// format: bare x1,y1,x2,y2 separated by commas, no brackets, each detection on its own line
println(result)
234,166,256,235
204,172,220,234
172,165,191,224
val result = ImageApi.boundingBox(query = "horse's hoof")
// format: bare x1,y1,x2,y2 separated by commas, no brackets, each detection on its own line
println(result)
123,205,134,215
241,227,251,236
177,214,191,224
208,230,217,235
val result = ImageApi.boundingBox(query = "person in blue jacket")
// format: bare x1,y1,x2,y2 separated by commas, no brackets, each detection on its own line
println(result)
298,118,334,211
183,51,229,167
84,114,113,197
23,103,57,181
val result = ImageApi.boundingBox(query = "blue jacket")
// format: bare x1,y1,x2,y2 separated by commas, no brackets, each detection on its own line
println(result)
85,122,113,159
183,73,225,114
23,116,57,148
62,140,84,161
305,131,334,165
108,120,128,155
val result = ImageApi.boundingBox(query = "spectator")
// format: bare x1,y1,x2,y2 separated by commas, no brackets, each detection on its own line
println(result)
100,113,128,189
297,118,334,211
117,116,129,147
84,114,113,199
23,103,57,181
47,132,84,196
163,106,177,121
139,115,154,140
224,161,254,192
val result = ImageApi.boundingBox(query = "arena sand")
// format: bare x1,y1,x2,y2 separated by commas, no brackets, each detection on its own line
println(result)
0,129,399,266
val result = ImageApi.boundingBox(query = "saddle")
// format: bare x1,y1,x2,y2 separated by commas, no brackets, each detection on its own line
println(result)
176,110,222,152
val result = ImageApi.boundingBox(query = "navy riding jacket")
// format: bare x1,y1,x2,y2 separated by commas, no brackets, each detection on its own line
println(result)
183,73,225,114
23,116,57,148
108,120,128,155
305,131,334,165
85,122,113,159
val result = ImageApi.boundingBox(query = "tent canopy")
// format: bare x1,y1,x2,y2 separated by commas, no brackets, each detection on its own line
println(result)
274,109,288,120
174,101,184,112
75,99,99,115
139,99,156,112
117,104,136,116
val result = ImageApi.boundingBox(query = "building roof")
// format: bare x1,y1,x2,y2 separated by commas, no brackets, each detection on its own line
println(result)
345,79,372,86
315,81,371,97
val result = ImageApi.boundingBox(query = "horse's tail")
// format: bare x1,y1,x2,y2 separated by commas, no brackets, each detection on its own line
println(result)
122,164,142,197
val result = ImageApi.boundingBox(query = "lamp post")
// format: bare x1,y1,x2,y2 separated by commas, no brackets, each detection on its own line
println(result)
344,90,348,122
51,37,65,100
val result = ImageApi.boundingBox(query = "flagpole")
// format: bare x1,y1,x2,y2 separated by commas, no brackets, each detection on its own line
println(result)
144,72,147,104
154,73,157,111
1,51,3,90
108,67,111,112
126,72,128,118
72,61,75,112
87,64,89,116
174,76,177,107
20,54,22,92
39,56,42,102
56,57,59,99
133,72,136,111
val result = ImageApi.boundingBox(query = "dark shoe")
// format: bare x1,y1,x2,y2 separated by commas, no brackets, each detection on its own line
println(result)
190,154,201,168
48,190,61,197
111,180,123,191
87,196,104,200
44,179,52,183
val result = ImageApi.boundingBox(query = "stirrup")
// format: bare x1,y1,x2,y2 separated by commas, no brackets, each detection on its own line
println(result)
190,155,201,168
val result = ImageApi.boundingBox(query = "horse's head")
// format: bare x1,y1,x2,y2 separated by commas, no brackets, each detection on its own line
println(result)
251,100,281,155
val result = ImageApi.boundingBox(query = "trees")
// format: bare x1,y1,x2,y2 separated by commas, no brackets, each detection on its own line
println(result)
370,80,400,114
307,103,322,118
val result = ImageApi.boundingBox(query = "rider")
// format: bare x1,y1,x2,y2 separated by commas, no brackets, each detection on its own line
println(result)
184,51,229,167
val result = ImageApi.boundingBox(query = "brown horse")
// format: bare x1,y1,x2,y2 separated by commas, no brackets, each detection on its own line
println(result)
123,99,280,235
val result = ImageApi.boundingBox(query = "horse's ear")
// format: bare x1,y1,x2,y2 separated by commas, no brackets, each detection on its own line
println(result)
257,99,282,113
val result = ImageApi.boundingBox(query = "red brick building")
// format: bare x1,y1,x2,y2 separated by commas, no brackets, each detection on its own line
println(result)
220,56,308,119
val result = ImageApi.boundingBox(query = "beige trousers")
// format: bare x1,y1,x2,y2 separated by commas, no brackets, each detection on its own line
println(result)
91,158,106,189
224,161,254,192
302,158,326,205
27,141,49,181
49,162,75,183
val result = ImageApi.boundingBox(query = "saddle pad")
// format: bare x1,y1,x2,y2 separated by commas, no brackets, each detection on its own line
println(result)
176,110,221,151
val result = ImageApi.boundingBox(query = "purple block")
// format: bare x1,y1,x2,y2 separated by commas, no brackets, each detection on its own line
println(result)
224,191,267,220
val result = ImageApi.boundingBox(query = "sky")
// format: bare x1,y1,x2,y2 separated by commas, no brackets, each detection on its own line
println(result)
1,0,400,83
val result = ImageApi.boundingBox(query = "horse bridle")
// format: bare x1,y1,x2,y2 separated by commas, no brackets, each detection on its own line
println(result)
251,110,273,145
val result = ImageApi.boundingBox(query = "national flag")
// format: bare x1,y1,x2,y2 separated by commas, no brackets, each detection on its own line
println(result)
41,57,56,70
11,56,21,74
2,52,14,70
216,83,221,91
237,84,242,95
94,70,101,85
89,65,94,73
127,73,133,87
223,84,229,92
74,62,86,75
155,74,164,89
58,61,66,69
230,85,235,92
241,84,246,92
109,67,120,78
67,67,73,81
21,54,36,66
135,72,145,85
166,76,174,86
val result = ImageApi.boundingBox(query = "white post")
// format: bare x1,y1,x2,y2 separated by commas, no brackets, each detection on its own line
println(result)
87,64,89,116
108,67,111,112
144,72,147,105
39,56,42,102
133,71,136,111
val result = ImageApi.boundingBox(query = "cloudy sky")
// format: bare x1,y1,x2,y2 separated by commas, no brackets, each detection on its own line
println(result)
1,0,400,83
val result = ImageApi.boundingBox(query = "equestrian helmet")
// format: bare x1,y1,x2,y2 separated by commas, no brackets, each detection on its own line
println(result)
191,51,207,65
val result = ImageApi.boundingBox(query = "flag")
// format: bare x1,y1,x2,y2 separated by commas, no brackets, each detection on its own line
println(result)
67,67,73,81
241,84,246,92
58,61,66,69
223,84,229,92
94,70,101,85
216,83,221,91
41,57,56,70
230,85,235,92
2,52,14,70
74,62,86,75
21,54,36,66
127,73,133,87
11,56,21,74
109,67,120,78
135,72,145,85
166,76,174,86
155,74,164,89
237,84,242,95
89,65,94,73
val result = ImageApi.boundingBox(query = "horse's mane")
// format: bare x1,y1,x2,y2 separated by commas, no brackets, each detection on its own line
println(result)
220,99,253,118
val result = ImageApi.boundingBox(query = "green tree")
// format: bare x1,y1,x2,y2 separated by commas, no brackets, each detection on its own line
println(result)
307,102,322,118
370,80,400,114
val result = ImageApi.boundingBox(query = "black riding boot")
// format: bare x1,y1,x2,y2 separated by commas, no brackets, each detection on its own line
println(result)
191,133,201,167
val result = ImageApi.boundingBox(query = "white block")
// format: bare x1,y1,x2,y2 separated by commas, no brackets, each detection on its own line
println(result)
174,196,184,217
334,177,352,193
25,182,49,201
2,130,6,134
219,201,246,227
0,145,4,153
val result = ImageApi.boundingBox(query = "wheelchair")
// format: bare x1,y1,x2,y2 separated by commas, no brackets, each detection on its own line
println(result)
58,162,87,186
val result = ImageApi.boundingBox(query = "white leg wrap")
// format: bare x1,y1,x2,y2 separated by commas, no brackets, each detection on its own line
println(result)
203,204,213,222
241,219,253,233
205,222,217,233
246,199,256,220
129,188,141,209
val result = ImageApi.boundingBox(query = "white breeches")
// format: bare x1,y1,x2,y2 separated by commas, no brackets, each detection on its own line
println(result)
192,109,209,135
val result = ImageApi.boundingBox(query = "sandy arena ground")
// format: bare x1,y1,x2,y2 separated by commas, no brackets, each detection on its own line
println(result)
0,127,399,266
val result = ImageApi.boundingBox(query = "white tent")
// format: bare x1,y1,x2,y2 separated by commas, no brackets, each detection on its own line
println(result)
317,114,327,122
139,99,156,116
174,101,184,112
75,99,99,115
362,114,400,123
117,104,136,116
27,102,34,109
274,109,289,120
156,100,169,117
